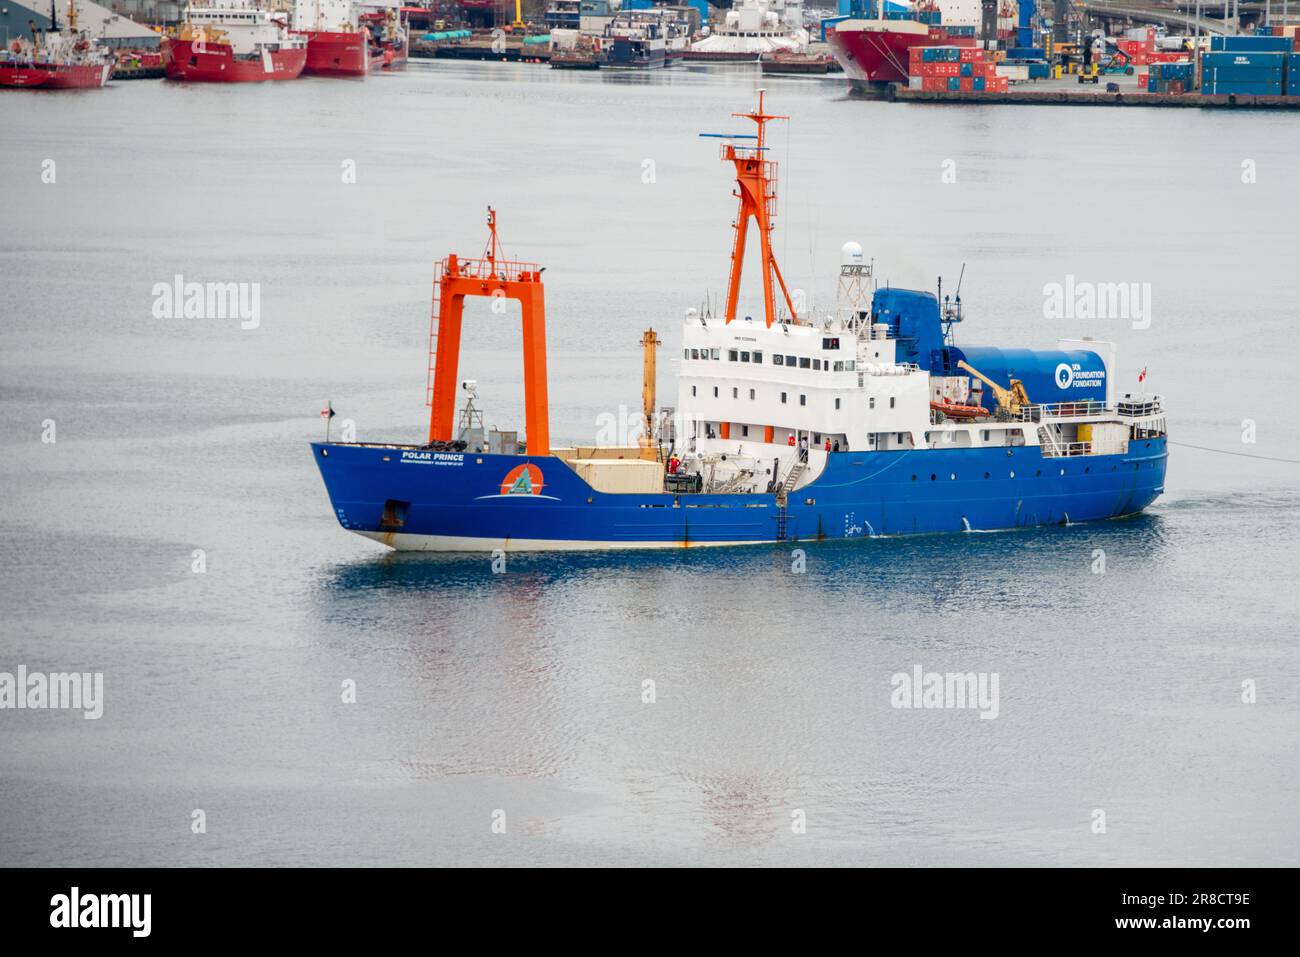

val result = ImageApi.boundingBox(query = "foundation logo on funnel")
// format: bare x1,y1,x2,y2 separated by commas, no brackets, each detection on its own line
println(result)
501,463,544,496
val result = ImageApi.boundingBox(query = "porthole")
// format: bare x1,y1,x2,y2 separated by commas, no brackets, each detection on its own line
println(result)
983,471,989,479
1009,471,1015,478
950,473,956,480
1059,468,1065,476
911,474,917,481
930,474,937,481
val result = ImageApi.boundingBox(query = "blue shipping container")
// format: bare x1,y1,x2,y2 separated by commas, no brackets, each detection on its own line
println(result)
947,76,960,91
1202,76,1284,95
960,61,972,77
973,76,985,91
1201,51,1287,70
1006,47,1045,60
1210,35,1293,53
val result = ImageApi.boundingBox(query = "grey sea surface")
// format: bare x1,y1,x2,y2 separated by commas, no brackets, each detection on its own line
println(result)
1,62,1298,866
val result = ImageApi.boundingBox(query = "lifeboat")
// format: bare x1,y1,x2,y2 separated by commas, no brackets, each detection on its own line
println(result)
930,399,988,420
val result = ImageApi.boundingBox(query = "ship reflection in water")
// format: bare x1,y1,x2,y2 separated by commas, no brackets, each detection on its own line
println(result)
309,514,1172,853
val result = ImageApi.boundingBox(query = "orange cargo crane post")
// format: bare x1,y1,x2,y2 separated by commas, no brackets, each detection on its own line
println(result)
708,90,797,328
426,207,550,456
640,327,661,460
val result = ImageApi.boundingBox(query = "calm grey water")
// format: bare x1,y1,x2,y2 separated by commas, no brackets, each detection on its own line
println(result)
2,63,1299,867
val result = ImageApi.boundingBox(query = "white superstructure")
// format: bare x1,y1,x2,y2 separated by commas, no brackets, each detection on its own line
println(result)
689,0,808,56
670,244,1162,496
180,2,307,54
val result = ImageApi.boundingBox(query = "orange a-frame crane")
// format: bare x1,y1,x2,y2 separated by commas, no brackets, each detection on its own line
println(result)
720,90,797,328
426,208,550,456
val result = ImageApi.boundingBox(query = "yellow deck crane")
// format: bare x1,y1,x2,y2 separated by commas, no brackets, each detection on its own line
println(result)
511,0,525,32
957,360,1032,419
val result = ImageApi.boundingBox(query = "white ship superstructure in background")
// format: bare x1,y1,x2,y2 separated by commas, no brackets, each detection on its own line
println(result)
688,0,809,58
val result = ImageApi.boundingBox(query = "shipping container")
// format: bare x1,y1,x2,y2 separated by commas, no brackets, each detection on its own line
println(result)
1202,51,1287,70
1201,76,1284,95
1210,35,1293,53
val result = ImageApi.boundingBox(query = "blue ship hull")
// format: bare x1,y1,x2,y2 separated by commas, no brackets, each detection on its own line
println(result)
312,438,1168,551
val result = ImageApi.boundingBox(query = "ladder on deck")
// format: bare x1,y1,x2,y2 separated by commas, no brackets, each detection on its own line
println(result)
773,459,805,541
425,272,441,407
1038,425,1064,457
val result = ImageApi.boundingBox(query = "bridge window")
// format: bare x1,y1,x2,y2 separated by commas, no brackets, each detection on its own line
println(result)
774,355,784,366
813,359,822,371
713,386,719,398
781,392,787,404
799,394,807,406
823,337,840,349
750,389,756,400
732,388,738,399
889,397,896,409
869,398,876,409
799,357,810,369
786,355,796,366
728,349,738,361
753,351,762,363
710,349,720,359
692,386,696,397
740,351,751,362
835,398,841,410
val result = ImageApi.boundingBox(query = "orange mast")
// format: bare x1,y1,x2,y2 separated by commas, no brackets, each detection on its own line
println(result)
720,90,797,328
426,208,550,456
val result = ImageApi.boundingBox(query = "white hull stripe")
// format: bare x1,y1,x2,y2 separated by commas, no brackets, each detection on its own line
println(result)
356,531,774,553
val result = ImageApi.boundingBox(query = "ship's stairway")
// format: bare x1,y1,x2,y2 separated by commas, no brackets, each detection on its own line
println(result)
1038,425,1064,457
777,460,806,502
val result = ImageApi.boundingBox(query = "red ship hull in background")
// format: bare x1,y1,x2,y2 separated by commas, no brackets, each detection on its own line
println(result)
827,19,942,86
827,4,1019,90
0,59,114,88
299,29,369,76
162,37,308,81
